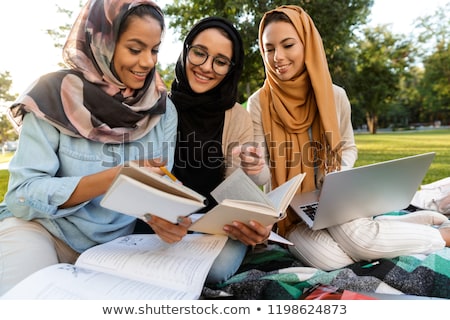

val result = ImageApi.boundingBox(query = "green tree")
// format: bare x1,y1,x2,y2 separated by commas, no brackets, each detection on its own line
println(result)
395,66,424,127
419,43,450,125
414,3,450,126
352,26,415,133
0,71,16,102
158,63,177,89
0,114,18,144
0,72,18,143
415,2,450,57
163,0,373,101
45,2,83,68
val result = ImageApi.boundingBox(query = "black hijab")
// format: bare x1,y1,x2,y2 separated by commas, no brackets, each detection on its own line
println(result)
170,17,244,210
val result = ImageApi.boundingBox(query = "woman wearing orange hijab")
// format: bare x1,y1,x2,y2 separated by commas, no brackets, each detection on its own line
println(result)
247,5,449,270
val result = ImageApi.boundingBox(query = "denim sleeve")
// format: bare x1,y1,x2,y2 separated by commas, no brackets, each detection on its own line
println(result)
162,97,178,171
4,113,83,220
5,100,178,221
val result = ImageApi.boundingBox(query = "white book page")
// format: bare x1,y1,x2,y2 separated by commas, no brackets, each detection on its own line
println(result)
75,234,227,296
189,201,280,235
268,231,294,245
121,163,206,202
220,199,276,214
267,173,306,213
211,168,272,206
1,263,197,300
100,175,205,223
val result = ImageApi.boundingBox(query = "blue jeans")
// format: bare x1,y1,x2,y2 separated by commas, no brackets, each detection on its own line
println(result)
206,238,248,285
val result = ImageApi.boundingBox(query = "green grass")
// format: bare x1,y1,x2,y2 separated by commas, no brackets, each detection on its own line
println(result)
0,170,9,202
0,152,14,203
354,129,450,184
0,129,449,202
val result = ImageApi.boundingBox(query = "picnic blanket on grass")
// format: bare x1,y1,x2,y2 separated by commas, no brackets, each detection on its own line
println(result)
202,244,450,300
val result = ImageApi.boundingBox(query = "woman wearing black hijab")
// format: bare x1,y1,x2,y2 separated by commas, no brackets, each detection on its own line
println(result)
169,17,271,284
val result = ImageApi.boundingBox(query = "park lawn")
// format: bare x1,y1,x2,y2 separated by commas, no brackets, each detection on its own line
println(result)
354,129,450,184
0,170,9,202
0,129,449,202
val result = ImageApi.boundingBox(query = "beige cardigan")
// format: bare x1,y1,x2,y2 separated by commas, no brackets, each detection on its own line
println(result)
222,102,270,186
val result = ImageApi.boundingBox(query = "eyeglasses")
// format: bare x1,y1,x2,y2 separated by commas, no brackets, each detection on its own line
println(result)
187,45,234,76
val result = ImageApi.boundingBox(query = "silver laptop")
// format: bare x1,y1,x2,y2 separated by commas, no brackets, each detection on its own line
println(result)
290,152,435,230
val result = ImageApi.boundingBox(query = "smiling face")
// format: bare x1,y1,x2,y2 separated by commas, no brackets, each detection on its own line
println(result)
186,28,233,94
261,21,305,81
112,15,162,89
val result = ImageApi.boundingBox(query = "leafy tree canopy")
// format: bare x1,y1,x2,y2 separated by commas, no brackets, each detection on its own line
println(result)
163,0,374,100
0,71,16,102
352,25,415,133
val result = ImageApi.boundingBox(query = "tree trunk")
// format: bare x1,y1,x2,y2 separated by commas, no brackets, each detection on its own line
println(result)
366,113,378,134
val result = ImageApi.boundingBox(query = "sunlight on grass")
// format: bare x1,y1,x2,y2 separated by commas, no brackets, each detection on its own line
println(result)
0,170,9,202
355,129,450,185
0,153,13,202
0,152,14,163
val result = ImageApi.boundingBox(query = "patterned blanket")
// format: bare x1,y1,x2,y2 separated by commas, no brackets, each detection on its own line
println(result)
202,244,450,300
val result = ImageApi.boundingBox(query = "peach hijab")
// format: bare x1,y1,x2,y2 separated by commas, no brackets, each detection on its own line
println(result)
258,5,342,234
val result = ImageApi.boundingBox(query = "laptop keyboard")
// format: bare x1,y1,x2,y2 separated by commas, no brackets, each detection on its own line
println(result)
299,203,318,221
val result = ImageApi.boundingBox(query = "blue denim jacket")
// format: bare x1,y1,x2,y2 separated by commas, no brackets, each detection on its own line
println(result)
0,98,177,252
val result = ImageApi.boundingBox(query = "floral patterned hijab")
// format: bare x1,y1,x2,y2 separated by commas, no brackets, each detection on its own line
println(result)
9,0,166,143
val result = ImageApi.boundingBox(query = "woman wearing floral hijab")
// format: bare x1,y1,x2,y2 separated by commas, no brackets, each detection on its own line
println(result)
248,5,449,270
0,0,178,294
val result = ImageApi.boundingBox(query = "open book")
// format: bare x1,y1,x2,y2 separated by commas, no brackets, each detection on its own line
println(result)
189,168,306,235
1,234,227,300
100,162,207,224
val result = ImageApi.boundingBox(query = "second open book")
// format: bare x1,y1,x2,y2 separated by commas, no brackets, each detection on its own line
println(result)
189,168,305,235
101,163,305,234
